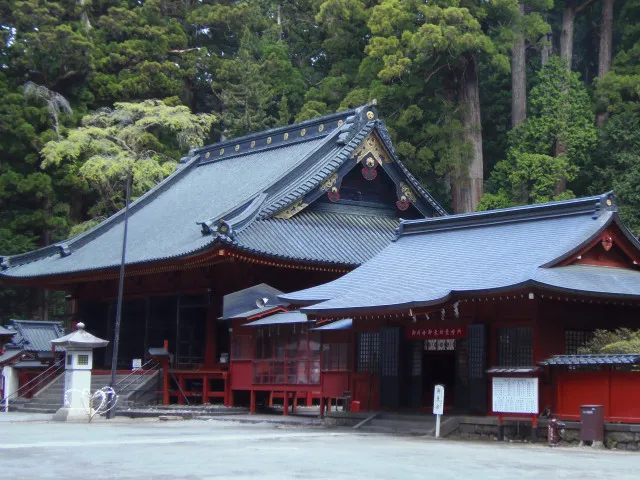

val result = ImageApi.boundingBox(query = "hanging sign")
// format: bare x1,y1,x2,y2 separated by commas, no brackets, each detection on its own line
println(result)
424,339,456,352
406,326,466,340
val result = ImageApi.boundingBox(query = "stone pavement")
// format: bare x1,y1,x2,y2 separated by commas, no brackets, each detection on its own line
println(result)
0,413,638,480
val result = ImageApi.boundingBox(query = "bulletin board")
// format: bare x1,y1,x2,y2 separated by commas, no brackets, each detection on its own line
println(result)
492,377,539,414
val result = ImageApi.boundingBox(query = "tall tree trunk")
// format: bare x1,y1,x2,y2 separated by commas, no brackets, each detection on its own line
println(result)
78,0,91,30
560,5,576,70
596,0,614,127
560,0,598,71
512,3,527,128
541,33,552,66
452,56,483,214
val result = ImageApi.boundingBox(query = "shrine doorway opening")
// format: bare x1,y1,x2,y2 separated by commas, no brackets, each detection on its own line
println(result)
422,349,456,409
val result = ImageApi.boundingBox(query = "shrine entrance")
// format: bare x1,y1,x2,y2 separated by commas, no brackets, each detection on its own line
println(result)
422,350,456,409
405,326,469,412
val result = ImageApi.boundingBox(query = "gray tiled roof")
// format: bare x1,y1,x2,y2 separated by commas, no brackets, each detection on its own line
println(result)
0,326,16,337
231,207,400,266
244,311,309,326
222,283,286,320
283,193,640,314
0,349,23,365
7,320,65,353
0,106,445,279
539,354,640,366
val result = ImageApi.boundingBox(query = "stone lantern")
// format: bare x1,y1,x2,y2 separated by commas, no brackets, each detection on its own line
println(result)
51,322,109,422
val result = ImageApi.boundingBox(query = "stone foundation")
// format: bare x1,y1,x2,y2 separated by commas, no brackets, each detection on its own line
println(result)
454,417,640,450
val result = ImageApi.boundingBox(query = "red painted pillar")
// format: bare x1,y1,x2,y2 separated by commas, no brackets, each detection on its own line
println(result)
306,392,313,407
162,339,170,406
292,393,298,413
223,372,231,407
250,390,256,414
203,307,218,368
202,374,208,405
283,391,289,416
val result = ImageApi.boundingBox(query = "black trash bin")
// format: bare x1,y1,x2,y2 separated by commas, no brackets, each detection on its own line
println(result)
580,405,604,442
343,391,352,412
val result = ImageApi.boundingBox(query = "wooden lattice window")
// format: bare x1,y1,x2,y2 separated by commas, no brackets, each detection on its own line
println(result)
356,332,380,373
231,335,252,360
565,330,593,355
497,327,533,367
322,343,349,371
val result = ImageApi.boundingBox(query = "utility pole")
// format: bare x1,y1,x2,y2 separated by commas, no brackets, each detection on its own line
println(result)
107,173,132,419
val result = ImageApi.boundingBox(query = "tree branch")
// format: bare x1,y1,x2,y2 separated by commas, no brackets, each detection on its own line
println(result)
575,0,597,15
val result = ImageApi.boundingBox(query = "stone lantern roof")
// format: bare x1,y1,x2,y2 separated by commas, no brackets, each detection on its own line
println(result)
51,323,109,349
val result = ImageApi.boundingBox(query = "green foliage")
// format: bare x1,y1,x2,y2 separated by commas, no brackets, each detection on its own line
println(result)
513,57,596,166
41,100,215,217
478,152,577,210
590,112,640,236
0,0,639,318
579,329,640,355
480,57,595,209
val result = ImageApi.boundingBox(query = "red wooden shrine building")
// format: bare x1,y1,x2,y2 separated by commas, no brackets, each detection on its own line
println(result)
282,193,640,422
0,105,444,406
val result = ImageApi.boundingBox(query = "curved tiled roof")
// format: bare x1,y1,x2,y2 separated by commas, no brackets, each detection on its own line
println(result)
0,106,445,280
284,193,640,314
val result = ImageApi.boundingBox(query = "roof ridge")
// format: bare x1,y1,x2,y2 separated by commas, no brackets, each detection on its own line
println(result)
192,107,364,158
397,192,615,237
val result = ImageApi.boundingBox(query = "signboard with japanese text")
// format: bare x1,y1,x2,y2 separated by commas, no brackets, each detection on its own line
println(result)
492,377,538,414
424,338,457,352
433,384,445,415
132,358,142,370
406,326,466,340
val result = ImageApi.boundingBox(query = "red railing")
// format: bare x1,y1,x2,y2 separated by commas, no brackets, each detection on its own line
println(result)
253,360,320,385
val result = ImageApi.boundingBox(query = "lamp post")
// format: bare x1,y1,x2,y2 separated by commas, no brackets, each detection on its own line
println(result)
107,172,132,419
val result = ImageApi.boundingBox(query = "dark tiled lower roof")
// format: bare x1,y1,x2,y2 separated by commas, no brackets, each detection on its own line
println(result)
487,367,540,374
8,320,65,353
0,326,16,337
539,355,640,366
286,194,640,314
231,209,400,266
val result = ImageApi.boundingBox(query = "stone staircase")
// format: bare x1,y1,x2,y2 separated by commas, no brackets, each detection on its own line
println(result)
11,371,160,414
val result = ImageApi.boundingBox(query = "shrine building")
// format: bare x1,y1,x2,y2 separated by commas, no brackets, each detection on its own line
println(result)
282,193,640,422
0,105,445,406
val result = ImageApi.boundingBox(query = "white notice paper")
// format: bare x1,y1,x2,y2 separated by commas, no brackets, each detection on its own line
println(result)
492,377,538,414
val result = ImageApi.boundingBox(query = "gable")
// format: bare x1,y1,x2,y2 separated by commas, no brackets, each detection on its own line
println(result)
272,131,437,220
560,224,640,269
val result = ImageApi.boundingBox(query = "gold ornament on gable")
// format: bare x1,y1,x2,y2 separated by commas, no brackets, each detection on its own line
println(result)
399,182,417,203
274,199,309,219
351,133,391,166
320,173,339,192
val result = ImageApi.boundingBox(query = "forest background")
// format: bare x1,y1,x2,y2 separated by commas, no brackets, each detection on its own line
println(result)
0,0,639,321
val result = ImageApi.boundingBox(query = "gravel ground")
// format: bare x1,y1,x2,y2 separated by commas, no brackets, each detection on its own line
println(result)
0,413,637,480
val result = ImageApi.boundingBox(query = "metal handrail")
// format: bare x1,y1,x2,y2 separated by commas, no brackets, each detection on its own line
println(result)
113,358,158,391
116,363,160,394
170,371,191,406
2,360,64,411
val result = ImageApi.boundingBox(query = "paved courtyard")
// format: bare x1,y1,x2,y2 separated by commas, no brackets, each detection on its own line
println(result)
0,414,638,480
